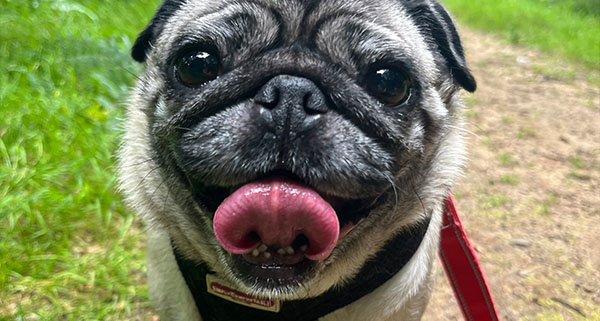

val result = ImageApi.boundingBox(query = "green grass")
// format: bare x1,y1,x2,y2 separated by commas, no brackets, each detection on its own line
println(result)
441,0,600,69
497,152,519,167
499,174,521,186
569,156,587,169
481,193,512,209
0,0,161,319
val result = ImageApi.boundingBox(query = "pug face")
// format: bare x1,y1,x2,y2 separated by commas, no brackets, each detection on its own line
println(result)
119,0,474,300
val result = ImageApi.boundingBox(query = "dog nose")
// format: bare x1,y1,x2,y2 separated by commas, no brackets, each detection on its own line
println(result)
254,75,327,136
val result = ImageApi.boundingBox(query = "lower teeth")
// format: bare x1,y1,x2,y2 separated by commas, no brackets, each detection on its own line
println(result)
251,243,307,257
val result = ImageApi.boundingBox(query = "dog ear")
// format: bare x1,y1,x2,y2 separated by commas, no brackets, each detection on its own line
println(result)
405,0,476,92
132,0,186,63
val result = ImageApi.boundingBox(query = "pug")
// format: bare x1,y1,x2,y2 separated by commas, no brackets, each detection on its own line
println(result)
118,0,476,320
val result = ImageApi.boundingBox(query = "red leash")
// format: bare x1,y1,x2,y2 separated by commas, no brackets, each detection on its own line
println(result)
440,195,500,321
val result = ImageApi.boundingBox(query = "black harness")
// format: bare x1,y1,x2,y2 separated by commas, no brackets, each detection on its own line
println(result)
173,218,430,321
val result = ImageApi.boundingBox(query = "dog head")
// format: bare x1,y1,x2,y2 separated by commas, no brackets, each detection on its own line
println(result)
120,0,475,299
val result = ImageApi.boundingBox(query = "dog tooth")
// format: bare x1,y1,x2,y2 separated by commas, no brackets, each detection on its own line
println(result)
258,244,268,252
251,249,260,257
277,248,286,255
264,252,272,259
285,246,295,255
300,245,308,252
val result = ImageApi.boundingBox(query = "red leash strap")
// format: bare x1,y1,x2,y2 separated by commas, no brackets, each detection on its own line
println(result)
440,195,500,321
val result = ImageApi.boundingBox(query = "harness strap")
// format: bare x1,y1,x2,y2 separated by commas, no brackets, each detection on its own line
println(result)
440,195,500,321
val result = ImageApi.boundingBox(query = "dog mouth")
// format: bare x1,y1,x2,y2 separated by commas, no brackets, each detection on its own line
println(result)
194,173,376,288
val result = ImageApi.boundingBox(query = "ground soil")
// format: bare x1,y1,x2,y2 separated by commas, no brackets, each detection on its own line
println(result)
422,27,600,321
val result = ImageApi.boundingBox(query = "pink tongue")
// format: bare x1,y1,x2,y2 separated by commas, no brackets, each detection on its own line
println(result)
213,177,339,261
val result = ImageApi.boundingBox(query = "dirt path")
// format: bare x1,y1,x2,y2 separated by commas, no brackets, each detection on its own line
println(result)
423,27,600,320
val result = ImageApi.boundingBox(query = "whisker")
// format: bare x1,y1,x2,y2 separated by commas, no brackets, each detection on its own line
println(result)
132,165,160,191
120,157,155,169
162,177,173,213
150,177,167,201
461,120,489,140
377,169,399,213
173,126,194,131
410,181,426,217
124,67,143,82
447,124,480,139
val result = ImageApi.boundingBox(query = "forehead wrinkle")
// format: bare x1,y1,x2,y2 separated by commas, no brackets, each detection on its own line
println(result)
252,0,313,44
314,18,417,71
161,1,281,62
302,0,390,28
160,0,245,54
308,1,436,85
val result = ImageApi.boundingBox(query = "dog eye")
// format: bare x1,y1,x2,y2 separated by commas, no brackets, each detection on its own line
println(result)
365,67,411,106
176,50,220,87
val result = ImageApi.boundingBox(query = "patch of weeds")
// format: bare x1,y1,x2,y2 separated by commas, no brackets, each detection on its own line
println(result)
535,193,560,216
568,156,587,169
585,72,600,88
546,193,560,203
463,94,479,108
464,109,481,119
508,29,522,45
585,99,599,111
489,247,516,270
480,137,494,146
532,309,570,321
535,203,551,216
568,170,592,180
488,175,520,186
481,193,511,209
569,156,594,180
499,174,521,185
480,208,508,220
497,152,518,167
539,296,591,321
501,115,514,124
517,127,537,139
532,64,577,82
453,192,464,200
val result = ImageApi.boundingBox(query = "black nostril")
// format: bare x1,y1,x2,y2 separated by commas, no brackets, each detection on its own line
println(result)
303,91,327,115
255,84,280,110
302,92,317,115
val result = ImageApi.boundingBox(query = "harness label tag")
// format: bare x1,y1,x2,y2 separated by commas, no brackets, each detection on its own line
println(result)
206,274,281,313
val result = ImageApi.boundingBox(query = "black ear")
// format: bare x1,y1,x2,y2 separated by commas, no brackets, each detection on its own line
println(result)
405,0,476,92
132,0,186,63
